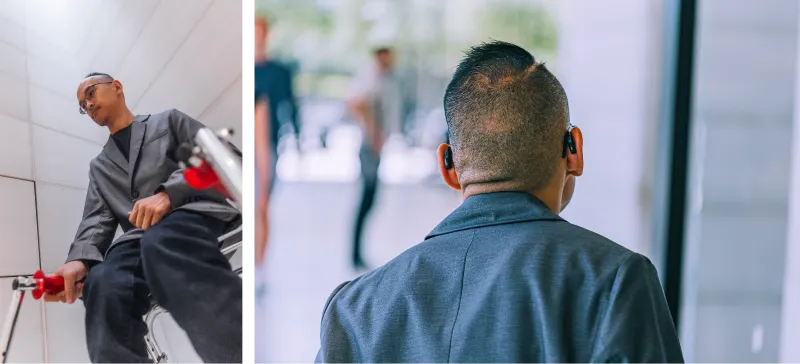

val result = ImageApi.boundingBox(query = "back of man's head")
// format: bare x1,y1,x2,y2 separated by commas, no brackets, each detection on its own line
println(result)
444,40,569,192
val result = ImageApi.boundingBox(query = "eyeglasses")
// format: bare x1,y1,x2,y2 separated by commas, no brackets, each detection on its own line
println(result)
78,81,114,115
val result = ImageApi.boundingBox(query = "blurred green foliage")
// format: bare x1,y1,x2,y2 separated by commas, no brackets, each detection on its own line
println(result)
256,0,558,100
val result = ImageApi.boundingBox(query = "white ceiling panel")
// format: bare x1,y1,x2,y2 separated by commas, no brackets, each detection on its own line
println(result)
49,0,111,54
0,0,26,27
1,0,241,165
0,13,24,50
200,75,243,147
134,0,242,117
75,0,126,67
27,54,87,101
29,85,108,145
0,40,26,79
89,0,161,74
118,0,213,106
24,31,85,75
22,0,88,54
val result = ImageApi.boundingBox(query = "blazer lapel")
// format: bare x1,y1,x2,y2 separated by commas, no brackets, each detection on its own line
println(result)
127,115,149,189
103,138,128,173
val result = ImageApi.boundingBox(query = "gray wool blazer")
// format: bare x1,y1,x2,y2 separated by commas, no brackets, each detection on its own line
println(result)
316,192,684,363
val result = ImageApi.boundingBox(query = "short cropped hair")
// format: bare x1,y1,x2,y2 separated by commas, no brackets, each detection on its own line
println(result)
373,47,392,56
443,40,569,191
84,72,113,80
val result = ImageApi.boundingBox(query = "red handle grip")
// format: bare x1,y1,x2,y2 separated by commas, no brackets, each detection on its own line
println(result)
32,270,64,300
183,161,232,199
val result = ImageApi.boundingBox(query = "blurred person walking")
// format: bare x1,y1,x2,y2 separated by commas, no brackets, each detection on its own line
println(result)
255,14,298,268
348,47,402,270
255,15,299,197
253,13,278,266
316,41,683,362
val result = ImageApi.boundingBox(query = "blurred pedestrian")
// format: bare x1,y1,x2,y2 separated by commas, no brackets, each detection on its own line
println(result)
348,47,402,269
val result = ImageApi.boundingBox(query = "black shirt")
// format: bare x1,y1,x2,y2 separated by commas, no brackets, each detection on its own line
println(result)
112,123,133,161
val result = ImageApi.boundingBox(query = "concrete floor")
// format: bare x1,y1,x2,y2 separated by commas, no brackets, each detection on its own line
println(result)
255,180,461,362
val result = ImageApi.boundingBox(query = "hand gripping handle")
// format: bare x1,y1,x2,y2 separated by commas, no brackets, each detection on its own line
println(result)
13,270,65,300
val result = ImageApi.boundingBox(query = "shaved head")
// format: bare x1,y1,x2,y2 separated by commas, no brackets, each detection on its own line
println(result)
444,41,569,192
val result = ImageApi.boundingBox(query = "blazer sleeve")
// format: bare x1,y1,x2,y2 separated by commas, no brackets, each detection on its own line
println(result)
315,281,350,363
589,253,685,363
156,109,242,209
65,169,118,264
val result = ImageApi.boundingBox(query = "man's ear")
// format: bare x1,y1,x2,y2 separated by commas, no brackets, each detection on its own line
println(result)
437,143,461,191
113,80,124,97
566,127,584,177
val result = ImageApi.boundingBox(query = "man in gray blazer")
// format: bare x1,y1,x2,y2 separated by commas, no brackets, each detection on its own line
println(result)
44,72,242,363
316,41,684,362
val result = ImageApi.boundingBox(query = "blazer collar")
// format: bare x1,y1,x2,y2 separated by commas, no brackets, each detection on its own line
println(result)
102,114,151,172
425,191,564,240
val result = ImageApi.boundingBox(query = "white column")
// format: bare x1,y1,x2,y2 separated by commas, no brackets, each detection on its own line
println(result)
556,0,665,260
778,5,800,360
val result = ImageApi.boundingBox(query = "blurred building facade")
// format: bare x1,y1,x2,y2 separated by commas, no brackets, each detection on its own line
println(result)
682,0,799,362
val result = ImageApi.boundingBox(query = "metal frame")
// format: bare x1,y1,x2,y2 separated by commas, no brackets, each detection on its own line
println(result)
659,0,698,328
0,291,24,364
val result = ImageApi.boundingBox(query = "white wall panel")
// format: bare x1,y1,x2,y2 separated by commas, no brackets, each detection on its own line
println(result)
0,71,29,122
36,182,88,273
0,177,39,276
0,114,33,180
32,126,101,189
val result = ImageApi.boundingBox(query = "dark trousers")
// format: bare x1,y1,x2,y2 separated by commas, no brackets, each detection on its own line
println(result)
352,146,380,265
82,210,242,363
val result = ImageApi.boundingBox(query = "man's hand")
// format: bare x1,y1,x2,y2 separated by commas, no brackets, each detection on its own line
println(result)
44,261,87,304
129,191,171,230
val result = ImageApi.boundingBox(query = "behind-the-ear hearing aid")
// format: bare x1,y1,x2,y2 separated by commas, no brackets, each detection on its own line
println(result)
562,124,577,158
444,146,454,169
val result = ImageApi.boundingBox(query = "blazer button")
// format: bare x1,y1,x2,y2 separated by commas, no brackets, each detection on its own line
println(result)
131,191,139,199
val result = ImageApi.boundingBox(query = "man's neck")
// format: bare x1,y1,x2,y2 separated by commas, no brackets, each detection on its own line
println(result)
107,109,135,135
463,182,562,215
